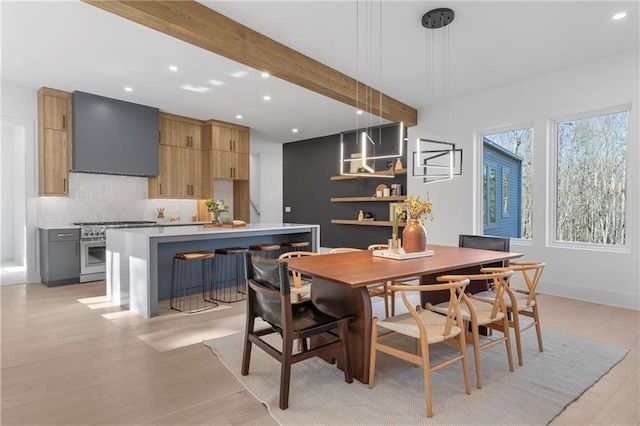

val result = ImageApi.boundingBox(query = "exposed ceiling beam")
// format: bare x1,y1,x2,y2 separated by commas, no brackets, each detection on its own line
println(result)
82,0,418,127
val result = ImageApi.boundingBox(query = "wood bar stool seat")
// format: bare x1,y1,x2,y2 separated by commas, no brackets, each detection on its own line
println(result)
280,241,310,253
249,243,281,259
170,250,217,313
211,247,249,303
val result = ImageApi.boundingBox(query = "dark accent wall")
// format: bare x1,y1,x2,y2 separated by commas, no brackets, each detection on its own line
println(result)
283,124,407,249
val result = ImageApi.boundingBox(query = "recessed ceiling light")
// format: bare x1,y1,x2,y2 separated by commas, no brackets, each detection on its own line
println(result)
180,84,210,93
209,79,225,86
236,114,243,119
612,11,627,20
124,87,133,92
292,128,299,133
357,110,364,115
168,65,178,72
261,72,270,78
231,70,248,78
263,95,271,101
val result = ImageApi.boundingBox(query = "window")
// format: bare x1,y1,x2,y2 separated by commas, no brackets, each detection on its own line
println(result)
502,170,509,216
482,127,533,239
554,109,628,247
488,166,496,225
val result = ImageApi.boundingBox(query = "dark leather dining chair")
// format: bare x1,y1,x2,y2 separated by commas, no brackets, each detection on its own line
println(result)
458,234,511,297
458,234,510,268
241,253,354,410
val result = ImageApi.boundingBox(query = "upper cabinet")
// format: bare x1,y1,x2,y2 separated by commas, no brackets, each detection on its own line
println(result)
207,122,249,153
159,113,208,149
149,113,210,199
38,87,72,196
204,120,250,181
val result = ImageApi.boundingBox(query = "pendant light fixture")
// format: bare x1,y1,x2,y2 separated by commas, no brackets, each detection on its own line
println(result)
413,8,463,183
339,0,403,178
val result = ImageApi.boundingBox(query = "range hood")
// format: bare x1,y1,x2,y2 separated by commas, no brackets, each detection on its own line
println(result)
72,91,159,177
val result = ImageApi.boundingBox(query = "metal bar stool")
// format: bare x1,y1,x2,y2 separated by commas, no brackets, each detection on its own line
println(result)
211,247,249,303
279,241,310,254
249,243,281,259
170,250,218,313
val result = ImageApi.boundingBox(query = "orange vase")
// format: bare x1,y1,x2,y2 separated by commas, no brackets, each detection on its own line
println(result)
402,219,427,253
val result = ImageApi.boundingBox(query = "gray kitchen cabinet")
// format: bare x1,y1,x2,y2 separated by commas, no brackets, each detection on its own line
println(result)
39,228,80,286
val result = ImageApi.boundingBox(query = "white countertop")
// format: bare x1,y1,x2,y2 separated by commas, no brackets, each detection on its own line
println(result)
107,222,319,238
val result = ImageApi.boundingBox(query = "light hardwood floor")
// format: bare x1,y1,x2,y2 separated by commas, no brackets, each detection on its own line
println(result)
1,281,638,425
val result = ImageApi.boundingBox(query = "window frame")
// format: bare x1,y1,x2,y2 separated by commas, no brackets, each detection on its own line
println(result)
548,104,630,252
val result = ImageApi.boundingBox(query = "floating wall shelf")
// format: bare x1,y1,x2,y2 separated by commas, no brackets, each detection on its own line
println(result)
331,219,407,227
331,195,406,202
330,168,407,181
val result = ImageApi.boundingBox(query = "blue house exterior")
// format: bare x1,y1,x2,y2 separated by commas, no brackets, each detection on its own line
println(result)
483,139,523,238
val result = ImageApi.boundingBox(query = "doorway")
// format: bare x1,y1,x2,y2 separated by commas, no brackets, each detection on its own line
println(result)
1,117,33,286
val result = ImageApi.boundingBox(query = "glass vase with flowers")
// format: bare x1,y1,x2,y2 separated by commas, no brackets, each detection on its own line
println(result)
402,195,434,253
205,199,229,225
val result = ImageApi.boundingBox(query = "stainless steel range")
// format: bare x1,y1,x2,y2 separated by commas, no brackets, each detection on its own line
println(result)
74,221,157,282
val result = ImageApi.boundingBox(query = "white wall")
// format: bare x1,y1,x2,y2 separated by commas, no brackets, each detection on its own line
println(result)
1,84,39,283
249,136,283,223
406,50,640,310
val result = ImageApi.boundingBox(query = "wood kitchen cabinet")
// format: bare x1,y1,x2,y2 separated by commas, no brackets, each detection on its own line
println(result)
149,145,210,199
159,112,207,149
210,150,249,180
150,113,210,199
204,120,250,180
38,87,72,196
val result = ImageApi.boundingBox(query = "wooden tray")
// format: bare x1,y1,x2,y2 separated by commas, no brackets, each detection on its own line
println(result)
372,249,434,260
203,223,247,228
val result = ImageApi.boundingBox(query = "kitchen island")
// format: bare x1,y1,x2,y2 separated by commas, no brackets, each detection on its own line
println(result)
106,223,319,318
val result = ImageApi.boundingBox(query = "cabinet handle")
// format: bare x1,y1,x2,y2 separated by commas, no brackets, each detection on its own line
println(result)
159,130,161,144
62,115,66,129
56,233,75,237
159,183,162,195
63,178,67,192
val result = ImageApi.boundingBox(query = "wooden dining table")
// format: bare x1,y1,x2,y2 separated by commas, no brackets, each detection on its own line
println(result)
285,244,522,384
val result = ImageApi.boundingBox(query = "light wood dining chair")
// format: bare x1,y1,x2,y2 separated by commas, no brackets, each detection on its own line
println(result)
367,244,393,318
278,251,318,303
367,243,420,317
469,261,546,365
369,277,472,418
432,268,515,389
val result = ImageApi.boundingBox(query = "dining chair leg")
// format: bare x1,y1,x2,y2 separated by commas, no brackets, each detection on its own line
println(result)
458,328,472,395
241,318,255,376
502,314,515,372
470,320,483,389
368,319,379,389
383,283,390,319
280,337,294,410
420,337,434,418
532,305,544,352
511,308,524,366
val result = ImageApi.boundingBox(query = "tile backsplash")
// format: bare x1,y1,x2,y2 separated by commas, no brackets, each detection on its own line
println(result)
37,173,232,226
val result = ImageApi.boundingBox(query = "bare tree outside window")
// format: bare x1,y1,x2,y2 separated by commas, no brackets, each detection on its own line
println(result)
555,110,628,246
483,128,533,239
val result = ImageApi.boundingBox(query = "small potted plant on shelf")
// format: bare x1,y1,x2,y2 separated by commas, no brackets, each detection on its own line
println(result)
205,199,229,225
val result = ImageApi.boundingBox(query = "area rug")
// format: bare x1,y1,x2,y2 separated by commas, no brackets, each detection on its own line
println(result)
203,328,628,425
